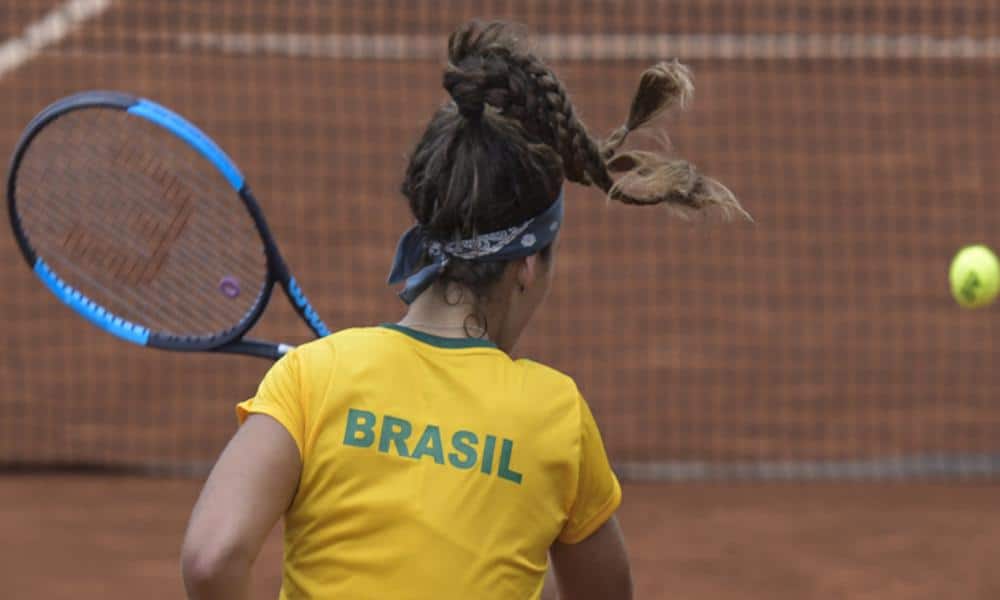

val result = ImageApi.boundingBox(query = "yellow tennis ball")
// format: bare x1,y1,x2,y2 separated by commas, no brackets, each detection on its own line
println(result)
949,245,999,308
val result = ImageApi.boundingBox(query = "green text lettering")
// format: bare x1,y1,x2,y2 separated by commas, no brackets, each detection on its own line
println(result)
448,430,478,469
379,415,413,458
411,425,445,464
343,408,376,448
497,438,523,484
480,435,497,475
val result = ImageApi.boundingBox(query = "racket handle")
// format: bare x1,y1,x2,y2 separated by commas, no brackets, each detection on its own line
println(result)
211,340,294,361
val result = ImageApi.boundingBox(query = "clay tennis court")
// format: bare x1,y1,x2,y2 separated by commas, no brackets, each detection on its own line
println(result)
4,476,1000,598
2,1,1000,598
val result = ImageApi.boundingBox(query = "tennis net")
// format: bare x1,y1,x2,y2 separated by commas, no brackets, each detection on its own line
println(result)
2,1,999,480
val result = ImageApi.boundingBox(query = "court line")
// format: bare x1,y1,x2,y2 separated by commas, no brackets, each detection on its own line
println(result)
0,0,112,81
616,455,1000,481
6,456,996,481
175,32,1000,60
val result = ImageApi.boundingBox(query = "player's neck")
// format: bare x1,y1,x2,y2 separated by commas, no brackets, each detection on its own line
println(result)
398,283,504,340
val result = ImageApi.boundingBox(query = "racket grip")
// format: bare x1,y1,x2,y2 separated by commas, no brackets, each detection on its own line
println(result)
212,340,294,361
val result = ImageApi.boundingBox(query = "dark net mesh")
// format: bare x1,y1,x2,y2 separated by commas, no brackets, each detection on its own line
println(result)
1,1,998,479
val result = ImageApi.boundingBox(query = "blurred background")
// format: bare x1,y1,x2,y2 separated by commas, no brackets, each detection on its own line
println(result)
2,1,999,598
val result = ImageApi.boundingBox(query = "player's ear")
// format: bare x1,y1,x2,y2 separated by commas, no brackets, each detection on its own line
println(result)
516,256,538,292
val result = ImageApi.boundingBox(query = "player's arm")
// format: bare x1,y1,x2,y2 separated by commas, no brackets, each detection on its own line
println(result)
549,515,632,600
541,563,559,600
181,414,302,600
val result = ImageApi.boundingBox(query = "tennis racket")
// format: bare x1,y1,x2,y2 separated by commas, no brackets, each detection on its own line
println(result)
7,90,330,360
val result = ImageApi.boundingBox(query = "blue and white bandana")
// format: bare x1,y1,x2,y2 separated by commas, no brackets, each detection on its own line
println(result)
387,190,564,304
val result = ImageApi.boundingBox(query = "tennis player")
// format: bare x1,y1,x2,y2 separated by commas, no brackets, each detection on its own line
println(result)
181,20,742,600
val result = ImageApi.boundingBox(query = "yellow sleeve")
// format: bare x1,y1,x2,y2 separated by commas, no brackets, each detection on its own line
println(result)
558,394,623,544
235,351,306,459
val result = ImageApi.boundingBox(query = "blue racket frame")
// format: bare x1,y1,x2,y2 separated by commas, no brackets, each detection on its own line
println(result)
7,91,330,360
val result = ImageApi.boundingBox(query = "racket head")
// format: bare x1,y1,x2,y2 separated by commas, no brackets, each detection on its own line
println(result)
7,91,276,352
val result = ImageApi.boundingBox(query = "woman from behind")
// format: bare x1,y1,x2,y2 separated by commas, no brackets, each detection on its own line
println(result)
181,20,745,600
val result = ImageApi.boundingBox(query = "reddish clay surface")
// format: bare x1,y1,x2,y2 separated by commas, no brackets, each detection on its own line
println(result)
3,476,999,599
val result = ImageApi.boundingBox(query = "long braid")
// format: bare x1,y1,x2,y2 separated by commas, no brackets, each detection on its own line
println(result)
518,54,605,188
444,20,750,220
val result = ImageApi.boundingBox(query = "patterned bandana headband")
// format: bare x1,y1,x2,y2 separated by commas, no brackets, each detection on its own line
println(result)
387,189,565,304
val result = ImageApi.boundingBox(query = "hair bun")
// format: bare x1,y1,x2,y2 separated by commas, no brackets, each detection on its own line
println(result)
443,21,523,121
457,100,485,120
443,67,486,120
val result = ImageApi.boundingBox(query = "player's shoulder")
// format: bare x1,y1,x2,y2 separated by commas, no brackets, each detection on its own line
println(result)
286,326,396,363
280,326,362,363
514,357,582,401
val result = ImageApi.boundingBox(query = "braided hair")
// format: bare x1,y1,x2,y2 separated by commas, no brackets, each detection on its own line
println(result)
401,20,747,303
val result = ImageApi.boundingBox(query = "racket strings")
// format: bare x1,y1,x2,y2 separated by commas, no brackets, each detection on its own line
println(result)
26,139,260,288
39,246,252,339
30,192,255,334
37,111,255,253
22,194,247,338
15,108,268,338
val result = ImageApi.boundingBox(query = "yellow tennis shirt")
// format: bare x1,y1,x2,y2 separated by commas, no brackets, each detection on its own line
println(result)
236,324,621,600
